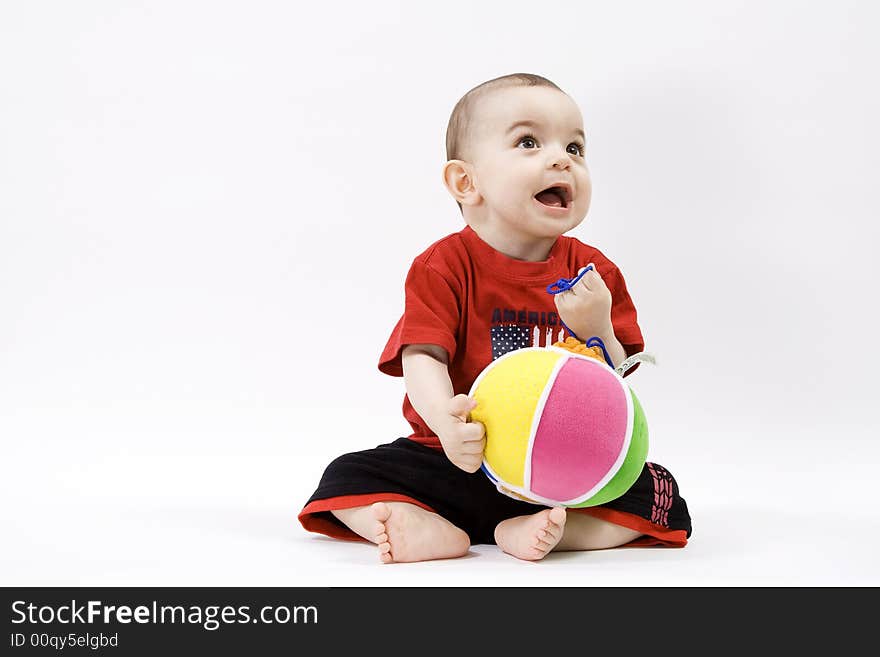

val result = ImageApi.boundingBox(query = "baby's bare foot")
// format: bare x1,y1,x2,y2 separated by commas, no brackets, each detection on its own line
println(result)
370,502,470,564
494,507,567,561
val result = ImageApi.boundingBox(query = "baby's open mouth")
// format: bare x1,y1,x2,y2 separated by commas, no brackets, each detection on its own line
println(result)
534,185,571,208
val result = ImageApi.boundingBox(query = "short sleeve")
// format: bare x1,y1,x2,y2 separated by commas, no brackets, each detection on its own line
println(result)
378,259,461,377
603,264,644,357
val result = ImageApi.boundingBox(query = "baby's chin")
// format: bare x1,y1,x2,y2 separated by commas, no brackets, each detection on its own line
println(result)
471,202,586,232
528,207,587,233
519,218,586,241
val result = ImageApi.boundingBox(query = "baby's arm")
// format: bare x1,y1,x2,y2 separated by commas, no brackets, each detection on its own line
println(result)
553,264,627,366
401,344,486,473
590,330,626,368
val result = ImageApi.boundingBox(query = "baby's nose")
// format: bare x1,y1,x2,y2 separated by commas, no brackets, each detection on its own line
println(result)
548,147,570,169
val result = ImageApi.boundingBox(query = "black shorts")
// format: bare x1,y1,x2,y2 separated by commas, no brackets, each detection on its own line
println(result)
298,437,692,547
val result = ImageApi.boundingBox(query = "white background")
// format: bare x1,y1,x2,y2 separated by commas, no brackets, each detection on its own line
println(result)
2,0,878,586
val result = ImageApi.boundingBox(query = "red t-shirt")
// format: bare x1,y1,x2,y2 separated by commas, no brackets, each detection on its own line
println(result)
378,225,644,450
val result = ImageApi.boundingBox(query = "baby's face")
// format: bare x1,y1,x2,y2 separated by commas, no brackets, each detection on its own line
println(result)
466,86,591,244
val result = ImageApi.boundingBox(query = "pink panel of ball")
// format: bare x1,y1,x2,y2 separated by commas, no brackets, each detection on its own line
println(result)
529,358,628,501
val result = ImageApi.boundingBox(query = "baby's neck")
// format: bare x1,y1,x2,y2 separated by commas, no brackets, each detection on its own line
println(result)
466,222,556,262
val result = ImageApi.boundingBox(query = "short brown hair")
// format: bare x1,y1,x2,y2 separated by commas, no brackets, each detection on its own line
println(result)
445,73,563,162
445,73,564,211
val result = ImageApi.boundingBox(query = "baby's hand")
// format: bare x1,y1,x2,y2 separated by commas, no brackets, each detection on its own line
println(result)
553,263,613,340
438,395,486,473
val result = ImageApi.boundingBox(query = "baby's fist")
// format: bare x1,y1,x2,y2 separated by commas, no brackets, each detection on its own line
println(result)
553,263,613,339
440,395,486,473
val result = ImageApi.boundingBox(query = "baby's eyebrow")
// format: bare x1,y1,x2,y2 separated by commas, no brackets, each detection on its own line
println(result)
506,120,585,141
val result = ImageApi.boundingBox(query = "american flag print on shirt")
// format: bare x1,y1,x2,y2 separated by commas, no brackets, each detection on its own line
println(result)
490,324,567,360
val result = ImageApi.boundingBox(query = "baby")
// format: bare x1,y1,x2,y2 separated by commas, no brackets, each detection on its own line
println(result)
298,73,692,563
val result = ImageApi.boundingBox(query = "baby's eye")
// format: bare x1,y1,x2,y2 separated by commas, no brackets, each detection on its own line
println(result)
517,136,538,149
568,142,585,157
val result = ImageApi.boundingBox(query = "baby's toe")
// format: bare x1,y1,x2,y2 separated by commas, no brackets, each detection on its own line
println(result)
549,507,567,526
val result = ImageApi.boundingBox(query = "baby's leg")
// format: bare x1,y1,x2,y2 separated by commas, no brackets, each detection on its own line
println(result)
332,502,470,564
494,508,641,561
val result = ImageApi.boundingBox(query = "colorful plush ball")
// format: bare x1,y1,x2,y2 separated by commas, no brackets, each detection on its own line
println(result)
468,346,648,507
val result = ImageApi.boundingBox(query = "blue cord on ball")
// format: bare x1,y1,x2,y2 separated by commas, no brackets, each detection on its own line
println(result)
546,265,614,368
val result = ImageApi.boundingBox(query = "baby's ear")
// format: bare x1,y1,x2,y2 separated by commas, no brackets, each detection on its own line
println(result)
442,159,480,206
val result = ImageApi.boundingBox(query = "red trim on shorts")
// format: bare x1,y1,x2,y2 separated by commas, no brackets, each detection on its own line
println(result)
573,507,688,548
298,493,438,542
